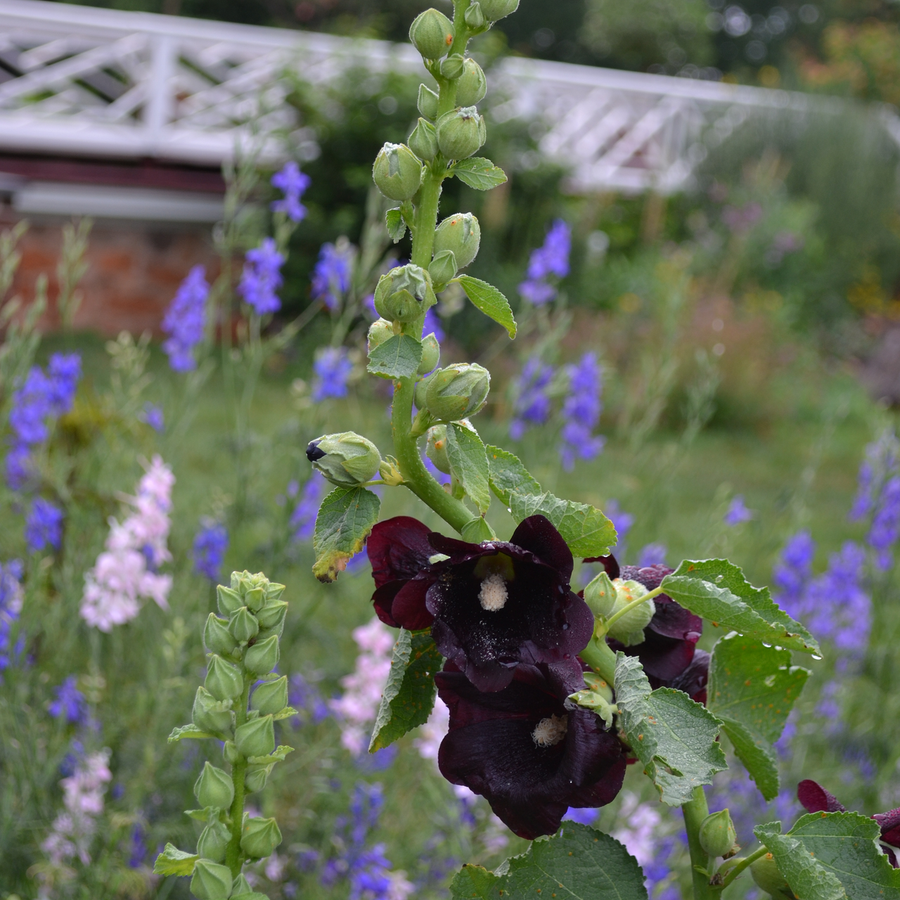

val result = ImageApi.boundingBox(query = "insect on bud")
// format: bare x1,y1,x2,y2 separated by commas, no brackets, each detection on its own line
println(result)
417,83,440,120
436,106,487,160
373,264,437,323
408,118,439,162
424,364,491,422
456,58,487,106
428,249,458,287
372,143,423,202
409,8,454,60
190,859,234,900
306,432,382,487
434,213,481,269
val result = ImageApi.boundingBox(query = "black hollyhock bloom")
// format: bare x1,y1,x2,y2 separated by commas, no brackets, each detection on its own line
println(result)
436,659,627,840
368,515,594,692
798,779,900,867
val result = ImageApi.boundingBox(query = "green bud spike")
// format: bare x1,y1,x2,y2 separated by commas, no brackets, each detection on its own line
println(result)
373,264,437,323
197,820,231,863
228,607,259,644
306,432,382,487
367,318,395,353
605,579,656,646
254,599,287,632
244,763,273,793
216,585,244,617
409,8,454,59
440,53,465,80
699,809,738,858
408,118,439,162
479,0,519,21
204,614,237,655
418,332,441,375
750,853,795,898
424,363,491,421
373,143,423,202
205,655,244,702
243,634,280,676
436,106,486,160
251,675,289,716
190,859,234,900
193,761,235,810
428,249,458,287
425,425,451,474
417,83,440,120
240,816,283,860
192,686,234,736
433,212,481,269
234,714,276,759
457,57,487,106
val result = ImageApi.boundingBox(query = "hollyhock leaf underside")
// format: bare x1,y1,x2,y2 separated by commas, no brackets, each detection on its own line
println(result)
313,486,381,582
456,276,517,339
385,207,407,242
366,333,423,379
448,824,648,900
451,157,508,191
152,843,199,876
662,559,821,655
756,812,900,900
446,423,491,514
485,445,616,558
369,629,442,752
708,634,809,801
615,653,726,806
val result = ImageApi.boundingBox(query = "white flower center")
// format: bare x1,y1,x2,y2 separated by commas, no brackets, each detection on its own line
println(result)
532,714,568,748
478,573,508,611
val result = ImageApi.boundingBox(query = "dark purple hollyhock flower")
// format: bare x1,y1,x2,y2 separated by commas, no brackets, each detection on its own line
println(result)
596,556,705,694
798,779,900,867
368,515,594,692
436,659,627,839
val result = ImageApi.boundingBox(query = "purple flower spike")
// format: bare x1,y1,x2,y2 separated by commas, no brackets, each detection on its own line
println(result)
312,346,354,402
560,352,604,470
25,498,64,553
436,659,627,839
192,518,229,582
270,160,311,223
724,495,753,526
239,238,284,316
510,356,554,440
48,676,88,725
162,265,209,372
518,219,571,305
311,241,353,311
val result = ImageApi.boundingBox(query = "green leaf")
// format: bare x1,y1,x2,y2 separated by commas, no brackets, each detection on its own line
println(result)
446,423,491,513
708,634,810,801
167,723,215,743
485,445,616,557
247,744,295,765
456,275,516,338
451,157,508,191
614,653,726,805
272,706,300,721
449,824,648,900
661,559,821,655
152,843,199,876
369,629,442,752
385,207,407,242
367,334,423,379
313,487,381,582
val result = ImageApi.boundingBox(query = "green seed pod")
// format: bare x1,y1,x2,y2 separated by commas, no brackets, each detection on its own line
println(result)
408,118,439,162
456,58,487,106
194,761,235,810
425,425,451,474
244,763,273,794
368,318,395,353
428,249,458,287
244,634,280,676
306,432,382,487
409,8,454,59
699,809,738,858
190,859,233,900
204,614,237,655
192,686,233,736
216,585,244,617
440,53,465,80
605,579,656,647
235,714,276,759
480,0,519,21
436,106,486,160
419,332,441,375
424,363,491,421
255,599,287,632
372,142,423,202
205,655,244,702
251,675,289,716
750,854,795,898
417,83,440,120
373,264,437,323
228,606,259,644
197,820,231,863
240,816,283,860
433,212,481,269
464,1,486,29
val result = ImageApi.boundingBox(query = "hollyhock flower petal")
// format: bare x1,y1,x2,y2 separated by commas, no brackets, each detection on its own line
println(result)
436,660,626,839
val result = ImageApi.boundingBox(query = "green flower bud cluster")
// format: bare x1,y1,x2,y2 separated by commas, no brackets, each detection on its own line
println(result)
374,264,437,324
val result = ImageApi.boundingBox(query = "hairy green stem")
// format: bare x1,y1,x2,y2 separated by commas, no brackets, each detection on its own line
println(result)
579,634,618,685
717,845,768,891
601,584,666,634
683,786,715,900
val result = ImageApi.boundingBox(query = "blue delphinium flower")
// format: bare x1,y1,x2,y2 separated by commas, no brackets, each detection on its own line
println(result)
868,475,900,570
140,402,165,433
47,353,82,412
271,160,311,223
128,817,148,869
48,675,89,725
510,356,554,440
161,265,209,372
0,560,24,679
518,219,571,305
637,543,668,568
772,530,815,600
423,307,444,343
559,352,604,470
239,237,285,315
311,346,354,402
192,518,229,582
25,497,64,553
723,495,753,526
290,474,328,544
850,428,899,521
311,241,353,311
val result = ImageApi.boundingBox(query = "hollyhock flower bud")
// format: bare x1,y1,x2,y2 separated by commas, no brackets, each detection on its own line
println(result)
408,118,439,161
456,58,487,106
240,816,283,859
244,763,274,793
243,586,266,612
409,8,454,59
231,875,253,896
428,249,458,286
424,363,490,421
243,634,280,676
440,53,465,79
426,425,451,474
699,809,738,857
223,740,240,765
251,676,289,715
750,853,794,897
235,714,276,758
583,571,618,618
464,2,486,29
228,607,259,644
367,318,395,354
436,107,486,160
433,213,481,269
197,820,231,863
418,333,441,374
264,581,285,603
192,687,234,735
194,762,235,809
605,580,656,647
190,859,233,899
205,655,244,701
417,83,440,120
372,143,423,202
480,0,519,21
307,432,381,487
204,614,237,655
216,585,244,617
374,264,437,323
255,599,287,632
